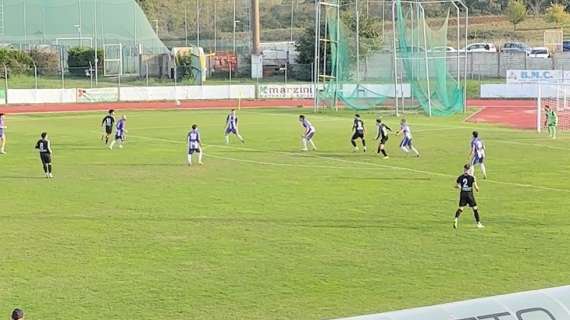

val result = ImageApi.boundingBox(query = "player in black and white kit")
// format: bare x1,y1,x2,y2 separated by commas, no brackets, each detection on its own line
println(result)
101,109,115,145
35,132,53,178
376,118,392,159
454,164,484,229
351,114,366,152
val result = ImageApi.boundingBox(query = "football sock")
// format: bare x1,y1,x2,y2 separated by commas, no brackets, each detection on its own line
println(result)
187,155,192,165
109,141,116,149
309,140,317,150
225,135,230,144
351,140,357,147
47,164,52,173
237,134,244,143
411,146,420,156
362,139,366,147
198,152,203,163
480,164,487,178
455,209,463,219
381,149,388,157
474,210,481,223
43,164,48,174
302,138,308,150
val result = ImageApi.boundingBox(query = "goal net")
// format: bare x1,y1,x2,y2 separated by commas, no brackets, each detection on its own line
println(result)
537,83,570,132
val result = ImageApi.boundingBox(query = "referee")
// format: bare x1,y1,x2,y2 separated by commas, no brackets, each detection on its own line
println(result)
35,132,53,178
454,164,483,229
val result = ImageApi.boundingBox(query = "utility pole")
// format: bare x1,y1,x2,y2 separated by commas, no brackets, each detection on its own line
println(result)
196,0,200,47
252,0,260,55
233,0,237,54
153,19,159,37
251,0,262,79
214,0,218,52
185,4,188,46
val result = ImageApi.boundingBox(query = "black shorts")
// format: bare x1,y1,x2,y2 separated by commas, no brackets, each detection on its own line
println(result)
115,133,124,141
380,136,389,145
188,148,201,155
459,192,477,208
352,131,365,140
105,126,113,135
40,152,52,165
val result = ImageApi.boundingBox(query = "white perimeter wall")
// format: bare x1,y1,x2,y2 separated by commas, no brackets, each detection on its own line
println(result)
6,85,256,104
481,83,563,98
5,84,411,104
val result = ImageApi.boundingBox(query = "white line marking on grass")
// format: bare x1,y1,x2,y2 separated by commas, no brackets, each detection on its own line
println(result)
130,134,389,171
130,134,570,194
307,153,570,193
414,127,465,133
463,107,484,123
205,153,390,171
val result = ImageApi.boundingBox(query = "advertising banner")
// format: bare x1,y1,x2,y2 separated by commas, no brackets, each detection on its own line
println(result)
77,88,118,103
506,70,570,84
335,286,570,320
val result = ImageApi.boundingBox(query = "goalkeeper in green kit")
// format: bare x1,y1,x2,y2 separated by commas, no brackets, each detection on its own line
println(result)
544,105,558,139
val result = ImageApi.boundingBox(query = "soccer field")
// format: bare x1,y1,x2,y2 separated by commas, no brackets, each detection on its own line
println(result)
1,108,569,320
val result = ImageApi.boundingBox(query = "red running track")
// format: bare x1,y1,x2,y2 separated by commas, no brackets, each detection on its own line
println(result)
466,99,537,130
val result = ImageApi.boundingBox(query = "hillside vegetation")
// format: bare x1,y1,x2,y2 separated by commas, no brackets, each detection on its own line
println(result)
135,0,570,47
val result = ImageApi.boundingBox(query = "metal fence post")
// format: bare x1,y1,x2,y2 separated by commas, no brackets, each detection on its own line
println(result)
117,73,121,102
34,64,38,90
89,61,93,88
60,47,65,89
146,63,149,87
229,63,233,99
3,65,8,105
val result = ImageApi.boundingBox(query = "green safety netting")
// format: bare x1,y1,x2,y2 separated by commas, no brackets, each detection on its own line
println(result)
0,0,168,54
319,0,464,115
395,0,464,115
319,3,390,111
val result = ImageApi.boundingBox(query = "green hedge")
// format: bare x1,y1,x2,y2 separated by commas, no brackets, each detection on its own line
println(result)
0,49,34,75
67,47,103,76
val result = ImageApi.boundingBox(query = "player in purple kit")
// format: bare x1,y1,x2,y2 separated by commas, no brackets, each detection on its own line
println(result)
0,113,7,154
299,115,317,151
187,124,204,166
109,115,127,150
469,131,487,179
396,119,420,157
224,109,245,144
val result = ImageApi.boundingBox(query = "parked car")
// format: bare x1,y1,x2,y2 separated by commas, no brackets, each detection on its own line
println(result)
563,40,570,52
463,43,497,53
528,47,550,58
501,41,531,54
429,46,457,53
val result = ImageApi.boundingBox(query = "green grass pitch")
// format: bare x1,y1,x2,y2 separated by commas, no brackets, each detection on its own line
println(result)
0,108,569,320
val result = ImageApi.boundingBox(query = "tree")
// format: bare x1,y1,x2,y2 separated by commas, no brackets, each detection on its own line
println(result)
526,0,547,16
67,47,103,76
505,0,527,30
545,3,570,26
